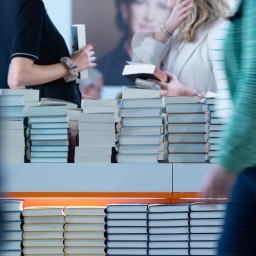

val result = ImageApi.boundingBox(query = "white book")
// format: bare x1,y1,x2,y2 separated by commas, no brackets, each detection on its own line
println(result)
190,226,223,234
65,223,105,232
79,136,115,147
167,133,206,143
28,104,67,117
118,144,163,154
148,248,189,255
23,223,64,232
149,226,189,234
107,241,147,248
149,241,189,249
65,215,106,224
148,212,188,220
107,219,148,227
75,146,112,155
148,204,189,212
107,226,147,234
64,239,106,247
64,231,105,239
107,212,148,220
107,248,147,255
1,240,22,251
1,154,24,164
117,154,159,163
0,88,39,102
0,129,24,138
190,240,218,249
23,247,64,255
0,200,23,212
148,219,189,227
149,233,189,241
190,233,220,241
167,113,208,123
30,151,68,158
40,98,78,109
166,123,208,133
121,117,163,127
30,128,68,135
107,233,148,241
65,206,106,215
1,120,24,130
64,247,106,255
30,140,69,146
22,239,64,247
2,231,22,240
31,146,68,152
30,134,68,140
190,218,224,226
75,154,111,163
0,95,24,106
22,231,64,240
190,248,217,255
83,106,116,114
168,153,207,163
23,216,65,224
29,115,69,123
120,98,162,108
120,126,163,136
168,143,206,153
23,206,65,217
122,86,160,99
71,24,88,79
164,103,204,113
118,108,161,118
163,96,201,104
107,204,148,212
78,122,115,131
81,99,117,108
78,113,115,123
30,122,69,129
30,157,68,163
190,211,226,219
118,135,163,145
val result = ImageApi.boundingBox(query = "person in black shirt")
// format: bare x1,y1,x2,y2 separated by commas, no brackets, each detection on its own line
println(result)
0,0,96,106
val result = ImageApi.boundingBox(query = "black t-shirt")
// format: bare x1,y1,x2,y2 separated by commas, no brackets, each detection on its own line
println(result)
0,0,80,106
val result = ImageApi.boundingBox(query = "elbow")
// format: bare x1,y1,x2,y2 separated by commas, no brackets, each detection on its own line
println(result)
8,74,25,89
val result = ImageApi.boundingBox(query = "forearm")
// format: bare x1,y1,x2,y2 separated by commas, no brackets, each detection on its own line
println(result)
8,57,69,88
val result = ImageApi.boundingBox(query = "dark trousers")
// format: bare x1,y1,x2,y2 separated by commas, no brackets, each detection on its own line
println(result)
217,166,256,256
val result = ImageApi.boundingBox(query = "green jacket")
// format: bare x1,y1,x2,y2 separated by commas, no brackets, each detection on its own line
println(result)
219,0,256,173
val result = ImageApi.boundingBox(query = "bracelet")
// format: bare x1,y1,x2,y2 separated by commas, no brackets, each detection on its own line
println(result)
160,22,173,38
60,57,79,82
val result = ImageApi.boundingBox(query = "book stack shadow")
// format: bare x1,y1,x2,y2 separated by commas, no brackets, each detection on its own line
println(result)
148,204,190,256
22,206,65,255
202,97,225,164
116,87,164,163
162,96,209,163
106,204,148,256
28,104,69,163
75,100,116,163
189,203,226,256
0,93,25,164
0,200,23,256
64,206,106,255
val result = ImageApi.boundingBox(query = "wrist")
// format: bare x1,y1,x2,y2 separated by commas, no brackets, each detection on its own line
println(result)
60,57,79,83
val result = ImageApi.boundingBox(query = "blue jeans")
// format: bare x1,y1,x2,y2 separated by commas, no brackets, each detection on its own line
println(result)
217,166,256,256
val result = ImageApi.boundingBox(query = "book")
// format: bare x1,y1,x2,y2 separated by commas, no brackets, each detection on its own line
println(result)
1,231,22,240
64,223,105,232
1,212,22,222
189,211,226,219
190,248,217,255
168,153,207,163
148,219,189,227
75,146,112,155
23,223,64,232
29,115,69,123
163,103,204,113
190,233,220,241
121,117,163,127
83,106,116,114
118,108,161,118
65,215,106,223
30,140,69,146
119,126,163,136
0,88,39,102
168,143,206,153
190,203,226,212
190,218,224,226
117,144,163,154
107,248,147,255
167,113,208,123
167,133,206,143
31,145,68,152
135,78,161,90
122,63,168,83
148,248,189,255
0,200,23,212
22,231,64,240
23,216,65,224
64,247,106,255
106,219,148,227
107,241,147,248
40,97,78,109
22,239,64,247
120,98,162,109
190,226,223,234
122,86,160,99
64,231,105,239
78,113,115,123
81,99,117,108
149,241,189,248
163,96,201,104
1,240,22,251
28,104,67,117
30,157,67,163
116,154,159,163
107,212,148,220
148,212,188,220
22,206,64,216
107,234,148,241
166,123,208,133
107,204,148,212
148,204,189,212
64,239,106,247
148,233,189,241
30,128,68,135
65,206,106,215
23,247,64,255
0,95,24,106
107,226,147,234
148,226,189,234
1,120,24,130
78,122,115,131
118,135,163,145
71,24,88,79
30,122,69,129
30,134,68,141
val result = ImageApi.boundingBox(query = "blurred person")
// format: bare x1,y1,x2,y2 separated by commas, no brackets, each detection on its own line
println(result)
132,0,233,97
78,69,103,100
0,0,96,106
98,0,171,85
202,0,256,255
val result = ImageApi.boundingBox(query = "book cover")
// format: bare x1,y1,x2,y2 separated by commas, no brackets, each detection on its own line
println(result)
65,206,106,216
120,98,162,109
122,63,168,83
148,204,189,213
71,24,88,79
122,86,160,99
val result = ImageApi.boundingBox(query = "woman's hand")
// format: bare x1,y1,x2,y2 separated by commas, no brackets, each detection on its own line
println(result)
165,0,193,34
70,43,97,72
152,72,195,97
201,165,237,200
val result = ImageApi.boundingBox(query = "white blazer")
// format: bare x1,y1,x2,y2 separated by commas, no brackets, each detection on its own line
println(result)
132,17,231,93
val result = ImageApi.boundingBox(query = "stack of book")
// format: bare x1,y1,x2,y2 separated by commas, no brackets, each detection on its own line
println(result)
28,104,69,163
189,203,226,256
22,206,65,255
0,94,25,163
162,96,209,163
67,108,82,163
106,204,148,256
148,204,190,256
64,206,106,255
116,87,164,163
0,200,23,256
75,100,116,163
202,97,226,163
0,88,40,117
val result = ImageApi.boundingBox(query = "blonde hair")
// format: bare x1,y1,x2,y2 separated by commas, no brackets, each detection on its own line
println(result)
178,0,232,42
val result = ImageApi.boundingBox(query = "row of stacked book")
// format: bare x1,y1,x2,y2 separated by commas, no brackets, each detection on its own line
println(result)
0,200,226,255
0,87,225,164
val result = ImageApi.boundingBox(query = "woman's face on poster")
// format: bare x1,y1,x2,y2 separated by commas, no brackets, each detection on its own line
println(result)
129,0,171,33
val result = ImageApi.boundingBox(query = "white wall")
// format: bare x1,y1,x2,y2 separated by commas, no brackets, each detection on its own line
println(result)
43,0,72,53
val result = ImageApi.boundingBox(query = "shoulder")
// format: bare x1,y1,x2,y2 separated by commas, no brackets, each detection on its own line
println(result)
208,18,231,38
